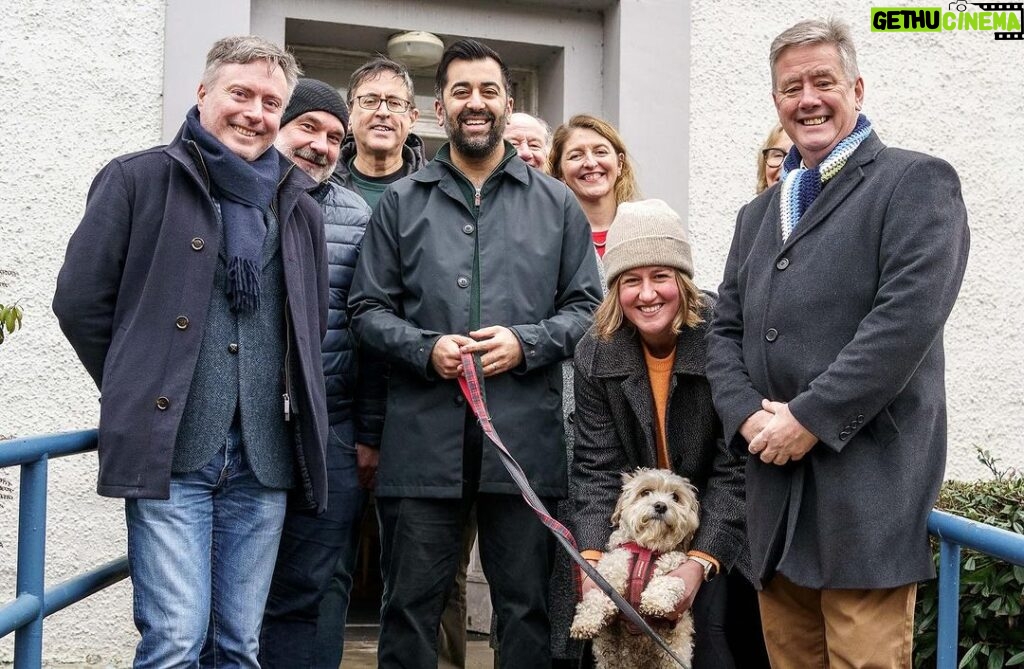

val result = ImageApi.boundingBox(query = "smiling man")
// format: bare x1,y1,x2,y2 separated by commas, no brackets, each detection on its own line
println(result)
53,37,329,666
706,18,970,668
503,111,551,171
259,78,385,669
349,38,602,669
332,57,427,209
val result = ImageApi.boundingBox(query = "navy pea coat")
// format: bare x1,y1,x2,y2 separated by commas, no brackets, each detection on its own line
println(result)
53,124,331,511
706,132,970,589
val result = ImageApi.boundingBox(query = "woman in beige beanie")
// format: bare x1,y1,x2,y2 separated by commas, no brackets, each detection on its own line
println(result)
571,199,758,668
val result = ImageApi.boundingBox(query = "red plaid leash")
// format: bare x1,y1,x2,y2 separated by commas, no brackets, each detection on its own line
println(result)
457,351,687,667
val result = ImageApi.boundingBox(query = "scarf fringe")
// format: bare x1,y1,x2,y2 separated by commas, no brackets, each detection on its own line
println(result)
227,257,261,313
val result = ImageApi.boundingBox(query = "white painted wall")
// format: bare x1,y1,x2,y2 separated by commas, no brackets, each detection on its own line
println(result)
689,0,1024,480
0,0,165,664
1,0,1020,663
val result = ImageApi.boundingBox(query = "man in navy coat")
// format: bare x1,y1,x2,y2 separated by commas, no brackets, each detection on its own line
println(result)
54,36,328,666
706,18,969,668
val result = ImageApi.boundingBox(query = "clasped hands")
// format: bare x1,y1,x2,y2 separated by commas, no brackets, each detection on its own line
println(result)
430,326,524,380
742,399,818,466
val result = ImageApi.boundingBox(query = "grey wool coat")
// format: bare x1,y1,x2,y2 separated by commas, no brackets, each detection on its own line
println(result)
53,127,330,511
348,147,603,498
706,132,970,589
572,299,751,579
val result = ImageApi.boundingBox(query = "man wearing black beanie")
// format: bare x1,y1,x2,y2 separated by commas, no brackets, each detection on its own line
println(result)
260,78,386,669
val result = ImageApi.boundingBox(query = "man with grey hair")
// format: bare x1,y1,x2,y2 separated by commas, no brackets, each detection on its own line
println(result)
504,111,552,171
333,56,428,209
707,18,969,667
54,36,329,666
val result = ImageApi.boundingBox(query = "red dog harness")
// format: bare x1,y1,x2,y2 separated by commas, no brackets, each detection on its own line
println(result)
619,541,677,634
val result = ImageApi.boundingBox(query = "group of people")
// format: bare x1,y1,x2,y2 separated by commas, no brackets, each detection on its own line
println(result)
52,15,969,669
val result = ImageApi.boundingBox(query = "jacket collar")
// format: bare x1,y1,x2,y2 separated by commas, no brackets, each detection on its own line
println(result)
410,140,529,186
590,316,709,380
779,131,885,251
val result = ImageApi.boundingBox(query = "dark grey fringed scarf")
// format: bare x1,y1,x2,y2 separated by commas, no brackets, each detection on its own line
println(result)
183,105,280,312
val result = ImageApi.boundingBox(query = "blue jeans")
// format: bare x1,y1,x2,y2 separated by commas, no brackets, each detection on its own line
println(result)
126,428,287,668
259,428,369,668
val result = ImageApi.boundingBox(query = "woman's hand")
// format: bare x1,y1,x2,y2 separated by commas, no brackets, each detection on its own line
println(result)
579,557,603,598
663,558,704,618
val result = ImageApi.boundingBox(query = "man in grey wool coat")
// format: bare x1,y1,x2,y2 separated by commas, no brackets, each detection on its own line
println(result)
706,17,970,668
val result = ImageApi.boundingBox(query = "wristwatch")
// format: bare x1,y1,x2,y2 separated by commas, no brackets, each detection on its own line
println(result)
688,555,718,582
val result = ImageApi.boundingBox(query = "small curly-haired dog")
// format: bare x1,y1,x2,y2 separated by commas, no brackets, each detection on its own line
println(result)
570,468,700,669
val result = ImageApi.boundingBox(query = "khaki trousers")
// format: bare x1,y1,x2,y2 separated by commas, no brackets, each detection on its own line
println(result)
758,574,916,669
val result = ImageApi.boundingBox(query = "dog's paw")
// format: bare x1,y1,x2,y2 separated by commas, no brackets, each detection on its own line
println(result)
639,575,686,617
569,612,601,640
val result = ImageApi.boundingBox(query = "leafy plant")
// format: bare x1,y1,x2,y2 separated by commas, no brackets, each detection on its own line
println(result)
914,448,1024,668
0,301,23,345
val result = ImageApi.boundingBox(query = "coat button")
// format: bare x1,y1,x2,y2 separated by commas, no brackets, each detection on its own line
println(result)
155,396,170,410
457,276,470,289
857,414,865,423
175,316,189,330
454,394,465,406
765,328,778,342
776,258,790,270
839,430,850,440
228,343,239,354
462,224,475,235
191,237,205,251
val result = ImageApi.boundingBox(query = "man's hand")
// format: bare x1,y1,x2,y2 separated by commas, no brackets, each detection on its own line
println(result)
663,559,704,619
748,399,818,465
462,326,524,377
739,408,774,444
431,334,474,379
356,443,379,490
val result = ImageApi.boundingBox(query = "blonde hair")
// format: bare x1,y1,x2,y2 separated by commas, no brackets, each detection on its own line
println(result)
594,268,704,341
756,123,788,194
548,114,640,205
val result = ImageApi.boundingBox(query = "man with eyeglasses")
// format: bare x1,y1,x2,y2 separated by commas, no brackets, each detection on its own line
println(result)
333,57,428,210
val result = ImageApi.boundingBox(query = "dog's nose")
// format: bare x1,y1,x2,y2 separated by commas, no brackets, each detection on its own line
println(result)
654,502,667,514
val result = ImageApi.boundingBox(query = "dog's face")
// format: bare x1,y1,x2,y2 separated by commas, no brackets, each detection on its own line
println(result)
610,469,700,554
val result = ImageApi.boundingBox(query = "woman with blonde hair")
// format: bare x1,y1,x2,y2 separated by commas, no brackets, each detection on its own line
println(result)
549,114,640,257
756,123,793,193
572,199,754,668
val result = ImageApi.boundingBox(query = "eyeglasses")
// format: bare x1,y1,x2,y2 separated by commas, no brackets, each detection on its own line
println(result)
762,148,787,168
354,94,413,114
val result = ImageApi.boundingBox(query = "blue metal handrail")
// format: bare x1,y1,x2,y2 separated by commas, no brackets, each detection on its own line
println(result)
928,508,1024,669
0,429,129,667
2,430,1023,668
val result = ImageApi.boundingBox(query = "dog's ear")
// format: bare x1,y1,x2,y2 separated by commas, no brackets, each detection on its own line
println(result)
620,470,635,486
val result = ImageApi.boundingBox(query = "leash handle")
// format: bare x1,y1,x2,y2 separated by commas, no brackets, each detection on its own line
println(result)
457,351,687,668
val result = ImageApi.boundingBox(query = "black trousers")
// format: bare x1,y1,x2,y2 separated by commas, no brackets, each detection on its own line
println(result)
376,416,556,669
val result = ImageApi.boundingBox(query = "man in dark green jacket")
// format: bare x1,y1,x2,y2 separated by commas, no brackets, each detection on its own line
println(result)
350,38,602,669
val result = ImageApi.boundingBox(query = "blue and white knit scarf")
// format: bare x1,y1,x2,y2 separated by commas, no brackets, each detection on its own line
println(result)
779,114,872,241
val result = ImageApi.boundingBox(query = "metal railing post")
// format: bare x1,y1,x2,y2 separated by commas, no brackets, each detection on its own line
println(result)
935,538,961,669
13,457,48,668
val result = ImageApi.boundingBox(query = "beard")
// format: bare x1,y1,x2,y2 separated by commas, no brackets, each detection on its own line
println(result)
289,146,334,184
445,108,507,159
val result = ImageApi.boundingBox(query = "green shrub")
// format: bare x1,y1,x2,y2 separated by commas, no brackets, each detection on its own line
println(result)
914,450,1024,668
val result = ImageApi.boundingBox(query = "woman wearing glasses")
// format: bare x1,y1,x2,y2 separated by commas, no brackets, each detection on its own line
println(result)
756,124,793,193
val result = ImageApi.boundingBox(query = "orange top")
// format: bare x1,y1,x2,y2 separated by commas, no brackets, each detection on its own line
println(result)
642,343,675,469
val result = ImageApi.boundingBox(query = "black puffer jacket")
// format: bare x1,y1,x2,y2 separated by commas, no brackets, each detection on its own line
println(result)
311,180,385,448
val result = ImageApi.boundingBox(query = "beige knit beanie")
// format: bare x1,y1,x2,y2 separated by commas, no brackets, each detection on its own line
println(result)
602,199,693,288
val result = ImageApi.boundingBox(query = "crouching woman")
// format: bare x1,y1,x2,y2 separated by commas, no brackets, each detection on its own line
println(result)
571,199,757,668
